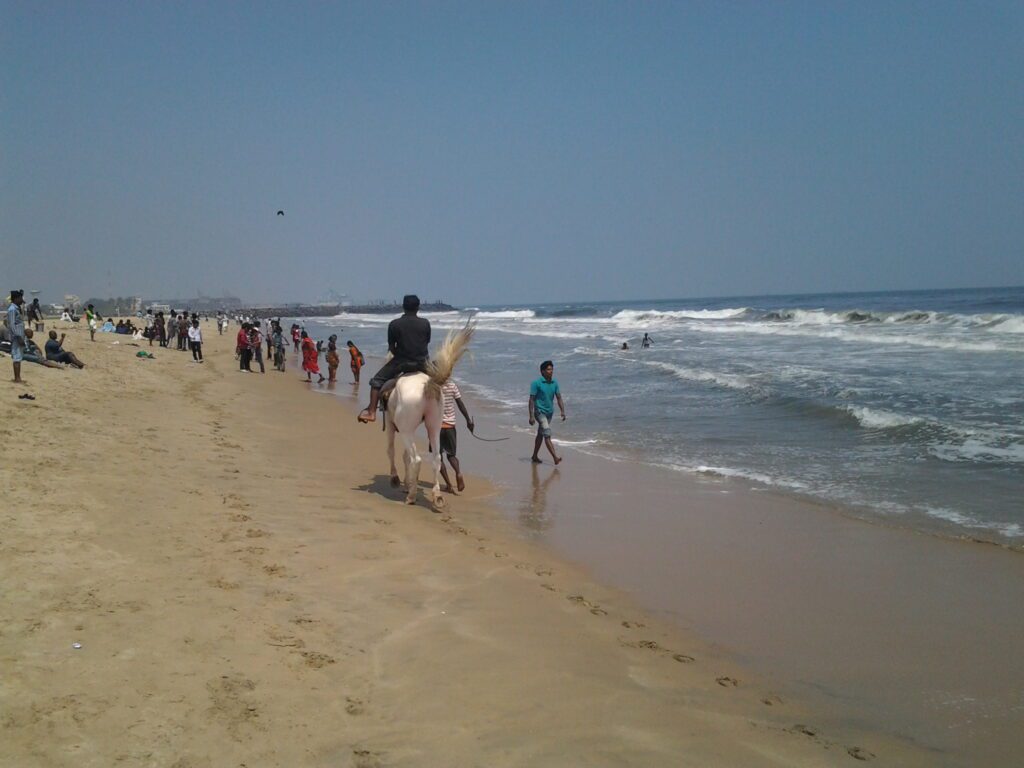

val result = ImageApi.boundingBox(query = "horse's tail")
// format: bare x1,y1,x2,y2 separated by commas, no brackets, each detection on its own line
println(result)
425,321,475,398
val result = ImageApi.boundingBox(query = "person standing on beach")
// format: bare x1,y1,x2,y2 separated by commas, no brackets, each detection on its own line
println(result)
249,324,266,373
438,379,474,493
529,360,566,465
271,322,287,371
347,341,364,383
300,330,324,383
358,295,430,423
325,335,340,382
27,298,44,332
7,289,26,384
167,313,179,349
237,322,252,371
291,324,301,353
85,304,100,342
188,319,203,363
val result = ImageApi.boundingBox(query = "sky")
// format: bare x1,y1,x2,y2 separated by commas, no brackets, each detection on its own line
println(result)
2,1,1022,306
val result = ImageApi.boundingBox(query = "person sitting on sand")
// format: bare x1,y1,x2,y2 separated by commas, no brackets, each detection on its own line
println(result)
529,360,566,465
438,379,474,493
21,330,64,369
347,341,364,383
44,330,86,368
300,330,324,383
358,295,430,423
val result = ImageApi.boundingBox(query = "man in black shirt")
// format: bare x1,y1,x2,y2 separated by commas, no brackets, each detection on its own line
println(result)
358,295,431,423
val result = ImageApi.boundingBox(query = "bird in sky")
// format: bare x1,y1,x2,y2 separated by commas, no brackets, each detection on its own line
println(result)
277,210,284,216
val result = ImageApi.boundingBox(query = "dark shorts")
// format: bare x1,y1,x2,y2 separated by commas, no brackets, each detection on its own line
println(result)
369,358,428,390
439,427,457,457
48,351,72,364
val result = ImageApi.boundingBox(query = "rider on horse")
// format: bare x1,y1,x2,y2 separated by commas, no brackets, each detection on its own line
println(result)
357,294,431,423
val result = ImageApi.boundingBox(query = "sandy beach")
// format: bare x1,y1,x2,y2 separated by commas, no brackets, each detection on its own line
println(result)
0,321,946,767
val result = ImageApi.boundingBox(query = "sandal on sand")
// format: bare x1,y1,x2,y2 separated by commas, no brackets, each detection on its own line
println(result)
18,393,35,400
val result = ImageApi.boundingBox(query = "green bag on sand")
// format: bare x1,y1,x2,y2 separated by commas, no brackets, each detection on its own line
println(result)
136,351,155,359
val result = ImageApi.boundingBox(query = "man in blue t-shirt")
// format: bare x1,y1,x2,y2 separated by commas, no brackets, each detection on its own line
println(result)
528,360,566,464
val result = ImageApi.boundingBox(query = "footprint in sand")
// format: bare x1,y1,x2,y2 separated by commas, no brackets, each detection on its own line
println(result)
621,620,647,629
345,696,365,715
291,616,318,626
262,564,286,577
352,749,384,768
210,578,240,590
246,529,270,538
301,651,336,668
535,568,554,577
761,694,783,706
590,607,608,616
789,724,817,737
672,653,695,663
566,594,593,608
373,518,392,526
716,676,739,688
540,583,558,592
229,513,251,522
847,746,875,761
223,494,250,509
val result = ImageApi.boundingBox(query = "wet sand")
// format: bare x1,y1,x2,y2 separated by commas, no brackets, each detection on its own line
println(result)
440,395,1024,766
0,323,936,767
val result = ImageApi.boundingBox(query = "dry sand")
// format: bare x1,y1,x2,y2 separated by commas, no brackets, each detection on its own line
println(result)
1,322,936,767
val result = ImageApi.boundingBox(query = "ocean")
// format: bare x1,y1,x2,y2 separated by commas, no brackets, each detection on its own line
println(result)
305,286,1024,546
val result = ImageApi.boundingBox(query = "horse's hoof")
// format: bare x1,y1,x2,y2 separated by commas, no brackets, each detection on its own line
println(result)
405,496,417,506
390,476,401,487
432,495,447,512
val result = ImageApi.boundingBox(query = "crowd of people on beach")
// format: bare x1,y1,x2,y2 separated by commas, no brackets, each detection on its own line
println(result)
7,288,572,494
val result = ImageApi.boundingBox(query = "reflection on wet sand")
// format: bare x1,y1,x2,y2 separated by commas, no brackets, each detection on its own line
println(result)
519,463,560,533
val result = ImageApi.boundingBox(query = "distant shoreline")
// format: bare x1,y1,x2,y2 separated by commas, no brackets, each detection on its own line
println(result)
241,302,457,319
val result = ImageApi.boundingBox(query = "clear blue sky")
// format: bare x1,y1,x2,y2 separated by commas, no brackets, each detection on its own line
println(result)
2,1,1022,305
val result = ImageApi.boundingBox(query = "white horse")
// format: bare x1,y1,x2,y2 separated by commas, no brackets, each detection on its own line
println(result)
386,322,474,510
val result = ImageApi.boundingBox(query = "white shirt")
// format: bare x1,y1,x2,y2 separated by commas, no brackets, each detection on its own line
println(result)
441,381,462,426
187,326,202,343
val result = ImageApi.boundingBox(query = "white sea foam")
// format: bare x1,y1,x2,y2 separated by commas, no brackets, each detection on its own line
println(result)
470,309,536,319
922,507,1024,538
929,439,1024,465
684,464,809,490
988,315,1024,334
691,321,1010,353
844,406,926,430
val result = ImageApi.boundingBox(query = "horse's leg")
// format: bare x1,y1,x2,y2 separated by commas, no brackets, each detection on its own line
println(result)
399,432,420,505
386,421,400,487
425,402,445,511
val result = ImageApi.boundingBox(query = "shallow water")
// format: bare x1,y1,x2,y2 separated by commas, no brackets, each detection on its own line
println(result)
305,286,1024,546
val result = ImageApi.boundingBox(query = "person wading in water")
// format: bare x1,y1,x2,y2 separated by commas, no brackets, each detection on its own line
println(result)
357,294,431,423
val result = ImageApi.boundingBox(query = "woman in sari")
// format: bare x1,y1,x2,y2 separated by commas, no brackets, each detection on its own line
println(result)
300,331,325,383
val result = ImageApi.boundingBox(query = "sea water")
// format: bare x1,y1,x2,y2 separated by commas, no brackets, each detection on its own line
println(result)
306,286,1024,545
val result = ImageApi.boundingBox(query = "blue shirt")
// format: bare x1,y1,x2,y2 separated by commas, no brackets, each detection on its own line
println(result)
530,377,560,416
7,303,25,342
